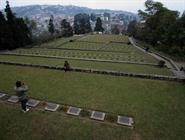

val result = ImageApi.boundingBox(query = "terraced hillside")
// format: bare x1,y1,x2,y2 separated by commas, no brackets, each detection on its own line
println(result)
0,35,184,140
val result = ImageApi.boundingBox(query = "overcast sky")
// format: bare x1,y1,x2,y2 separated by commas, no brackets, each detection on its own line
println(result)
0,0,184,13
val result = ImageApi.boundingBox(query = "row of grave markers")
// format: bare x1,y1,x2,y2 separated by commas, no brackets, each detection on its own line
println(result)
0,92,134,127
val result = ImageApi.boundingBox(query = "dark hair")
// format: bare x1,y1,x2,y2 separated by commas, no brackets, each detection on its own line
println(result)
16,81,21,87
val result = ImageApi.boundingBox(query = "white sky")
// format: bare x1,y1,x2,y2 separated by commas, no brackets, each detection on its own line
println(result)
0,0,184,13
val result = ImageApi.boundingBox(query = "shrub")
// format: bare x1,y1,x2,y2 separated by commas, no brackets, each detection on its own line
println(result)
59,105,68,112
105,114,117,123
80,110,91,117
127,42,131,45
158,60,165,68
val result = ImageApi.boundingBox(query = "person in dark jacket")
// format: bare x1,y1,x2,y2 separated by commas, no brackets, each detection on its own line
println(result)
15,81,29,113
64,61,71,72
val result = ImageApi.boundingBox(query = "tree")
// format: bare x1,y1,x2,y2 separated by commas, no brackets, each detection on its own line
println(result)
90,13,96,22
48,16,55,35
111,25,120,35
85,19,92,33
136,0,185,56
94,17,104,32
74,18,80,34
1,1,32,50
24,17,37,36
4,1,16,49
0,11,7,50
74,13,92,34
4,1,15,23
60,19,73,37
15,18,32,46
127,20,137,36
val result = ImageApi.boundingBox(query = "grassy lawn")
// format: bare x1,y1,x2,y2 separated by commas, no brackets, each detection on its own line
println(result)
56,41,137,52
41,36,83,47
58,41,105,50
4,47,158,63
0,102,132,140
79,34,129,43
0,64,185,139
0,55,173,75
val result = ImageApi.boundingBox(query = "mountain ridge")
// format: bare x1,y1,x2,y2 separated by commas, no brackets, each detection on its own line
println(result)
8,4,138,18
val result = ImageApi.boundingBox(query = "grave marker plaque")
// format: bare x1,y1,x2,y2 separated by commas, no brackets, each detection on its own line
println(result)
0,93,6,98
27,99,40,107
7,96,19,103
45,102,59,112
67,106,82,116
90,111,105,121
117,116,134,126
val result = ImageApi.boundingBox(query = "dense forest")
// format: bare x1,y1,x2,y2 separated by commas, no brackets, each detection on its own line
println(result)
127,0,185,57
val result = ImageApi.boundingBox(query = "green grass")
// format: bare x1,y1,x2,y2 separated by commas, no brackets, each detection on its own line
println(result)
0,55,173,75
41,36,83,47
57,41,137,52
5,47,158,64
0,64,185,139
57,41,105,50
79,35,129,43
0,102,132,140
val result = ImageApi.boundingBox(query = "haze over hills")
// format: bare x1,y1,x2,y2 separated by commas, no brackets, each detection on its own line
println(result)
10,5,138,18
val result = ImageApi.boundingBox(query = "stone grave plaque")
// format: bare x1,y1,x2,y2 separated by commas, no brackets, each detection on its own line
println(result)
0,93,6,98
1,94,10,101
117,116,134,126
90,111,105,121
45,102,59,112
7,95,19,103
67,106,82,116
27,99,40,107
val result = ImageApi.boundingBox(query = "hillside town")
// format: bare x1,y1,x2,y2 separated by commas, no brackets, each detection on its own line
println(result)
26,12,137,35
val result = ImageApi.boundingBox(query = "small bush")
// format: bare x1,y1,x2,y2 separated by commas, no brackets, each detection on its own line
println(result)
127,42,131,45
69,40,73,42
60,105,68,112
80,110,90,117
158,60,165,68
105,114,117,123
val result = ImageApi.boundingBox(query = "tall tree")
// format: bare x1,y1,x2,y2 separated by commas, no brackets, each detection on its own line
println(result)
48,16,55,35
94,17,104,32
85,19,92,33
74,13,92,34
4,1,15,23
90,13,96,22
4,1,16,49
136,0,185,56
60,19,73,37
24,17,37,36
127,20,137,36
3,1,32,50
111,25,120,35
0,11,7,50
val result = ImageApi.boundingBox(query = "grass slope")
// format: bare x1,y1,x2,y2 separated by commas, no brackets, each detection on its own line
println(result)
0,55,173,75
0,64,185,140
0,103,132,140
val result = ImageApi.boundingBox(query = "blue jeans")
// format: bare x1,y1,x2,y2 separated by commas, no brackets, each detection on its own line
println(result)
21,99,28,111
